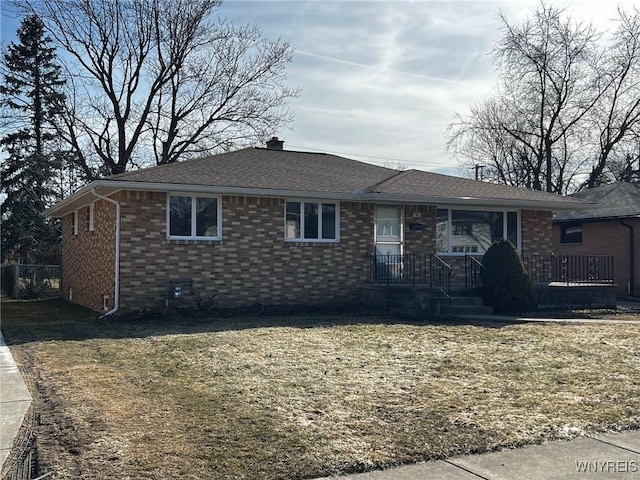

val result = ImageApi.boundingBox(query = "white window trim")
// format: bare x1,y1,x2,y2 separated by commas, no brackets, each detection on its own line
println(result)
166,193,222,240
436,207,521,255
284,199,340,243
89,203,95,232
73,210,78,236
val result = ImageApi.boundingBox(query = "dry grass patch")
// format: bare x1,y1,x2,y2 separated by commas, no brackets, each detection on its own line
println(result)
2,300,640,479
527,304,640,321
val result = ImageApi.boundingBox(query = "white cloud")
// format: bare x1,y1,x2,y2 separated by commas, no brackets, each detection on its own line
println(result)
4,0,635,174
223,1,513,171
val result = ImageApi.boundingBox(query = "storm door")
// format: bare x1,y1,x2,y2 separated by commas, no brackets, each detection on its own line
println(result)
373,205,404,281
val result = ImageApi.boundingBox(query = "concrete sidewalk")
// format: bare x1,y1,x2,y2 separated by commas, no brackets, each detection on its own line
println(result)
318,430,640,479
457,301,640,325
0,332,32,470
457,314,640,324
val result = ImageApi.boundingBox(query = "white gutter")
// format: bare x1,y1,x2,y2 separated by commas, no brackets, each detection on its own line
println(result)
91,187,120,318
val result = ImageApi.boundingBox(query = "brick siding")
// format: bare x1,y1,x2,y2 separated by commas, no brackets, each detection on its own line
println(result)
404,205,436,254
61,199,116,312
553,218,640,297
60,190,556,312
116,192,374,312
521,209,553,255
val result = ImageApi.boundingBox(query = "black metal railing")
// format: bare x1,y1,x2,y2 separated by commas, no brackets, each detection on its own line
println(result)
463,254,614,291
521,254,614,285
366,253,451,302
464,254,485,291
430,254,452,303
366,253,429,286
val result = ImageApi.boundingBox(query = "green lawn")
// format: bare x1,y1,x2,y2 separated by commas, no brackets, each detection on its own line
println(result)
2,299,639,479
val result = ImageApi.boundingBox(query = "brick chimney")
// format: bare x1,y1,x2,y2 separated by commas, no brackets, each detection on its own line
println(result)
266,136,284,150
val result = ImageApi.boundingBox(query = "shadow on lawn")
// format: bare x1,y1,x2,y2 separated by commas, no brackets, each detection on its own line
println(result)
1,298,515,346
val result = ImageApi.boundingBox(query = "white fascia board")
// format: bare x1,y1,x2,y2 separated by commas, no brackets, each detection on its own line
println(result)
44,179,592,217
43,181,101,217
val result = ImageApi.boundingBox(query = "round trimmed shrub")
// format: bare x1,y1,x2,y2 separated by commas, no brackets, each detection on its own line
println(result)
482,239,536,314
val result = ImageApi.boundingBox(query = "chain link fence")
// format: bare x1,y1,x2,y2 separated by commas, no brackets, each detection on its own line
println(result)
1,264,61,299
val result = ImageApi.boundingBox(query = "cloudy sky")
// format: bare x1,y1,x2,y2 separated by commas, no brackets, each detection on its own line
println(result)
1,0,636,175
220,0,634,175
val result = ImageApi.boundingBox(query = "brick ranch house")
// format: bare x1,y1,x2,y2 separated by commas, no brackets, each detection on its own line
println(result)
45,139,590,315
553,181,640,298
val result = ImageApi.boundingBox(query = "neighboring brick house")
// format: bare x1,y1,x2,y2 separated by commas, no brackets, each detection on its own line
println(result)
553,182,640,298
45,139,589,314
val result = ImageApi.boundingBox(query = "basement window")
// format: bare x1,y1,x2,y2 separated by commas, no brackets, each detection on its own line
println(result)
560,223,582,244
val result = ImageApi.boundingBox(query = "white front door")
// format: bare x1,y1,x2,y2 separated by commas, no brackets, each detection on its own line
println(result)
374,205,403,255
374,205,404,280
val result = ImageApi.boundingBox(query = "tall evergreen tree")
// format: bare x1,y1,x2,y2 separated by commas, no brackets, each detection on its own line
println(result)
1,14,66,264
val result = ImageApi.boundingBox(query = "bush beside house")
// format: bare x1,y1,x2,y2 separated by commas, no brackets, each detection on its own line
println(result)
483,240,536,314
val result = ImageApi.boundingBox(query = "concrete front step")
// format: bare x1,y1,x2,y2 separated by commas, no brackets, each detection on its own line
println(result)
447,295,493,316
450,295,484,306
449,304,494,316
362,284,492,319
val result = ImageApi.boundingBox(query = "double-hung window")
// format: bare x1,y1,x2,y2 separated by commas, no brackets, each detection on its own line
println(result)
285,200,339,241
167,194,221,240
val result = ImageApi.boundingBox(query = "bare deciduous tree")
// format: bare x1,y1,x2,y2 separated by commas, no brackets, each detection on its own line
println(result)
584,7,640,188
448,3,640,193
20,0,300,177
609,128,640,182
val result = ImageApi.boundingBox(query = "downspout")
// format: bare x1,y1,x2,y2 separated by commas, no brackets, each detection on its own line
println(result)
92,187,120,317
621,221,635,297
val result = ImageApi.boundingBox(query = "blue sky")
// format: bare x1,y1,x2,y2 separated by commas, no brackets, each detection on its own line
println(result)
1,0,634,175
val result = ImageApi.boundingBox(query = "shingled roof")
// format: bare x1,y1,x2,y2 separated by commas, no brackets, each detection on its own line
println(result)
107,147,396,194
366,169,584,203
45,146,590,217
554,181,640,223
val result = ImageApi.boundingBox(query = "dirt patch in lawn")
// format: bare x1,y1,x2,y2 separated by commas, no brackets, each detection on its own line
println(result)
2,300,640,479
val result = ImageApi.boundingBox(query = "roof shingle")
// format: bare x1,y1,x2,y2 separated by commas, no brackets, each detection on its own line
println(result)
107,147,585,205
371,169,583,204
554,181,640,222
108,147,396,194
45,146,592,218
